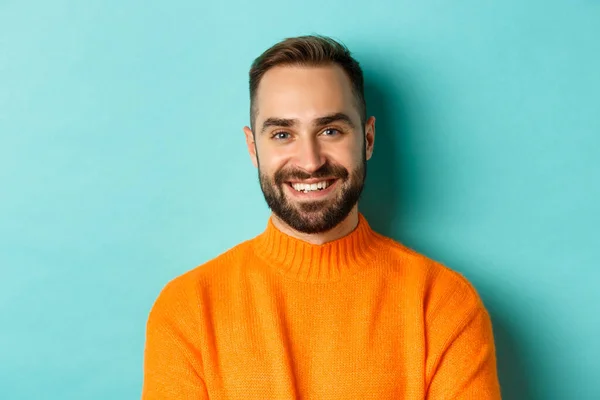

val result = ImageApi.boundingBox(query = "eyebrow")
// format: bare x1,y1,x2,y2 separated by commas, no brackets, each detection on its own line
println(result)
260,117,299,134
260,112,355,134
314,112,355,129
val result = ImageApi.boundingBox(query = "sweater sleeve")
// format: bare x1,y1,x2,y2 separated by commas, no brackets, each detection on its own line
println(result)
426,305,502,399
141,280,208,399
423,265,502,400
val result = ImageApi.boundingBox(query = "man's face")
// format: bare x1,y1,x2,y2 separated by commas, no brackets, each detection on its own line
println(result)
244,65,374,234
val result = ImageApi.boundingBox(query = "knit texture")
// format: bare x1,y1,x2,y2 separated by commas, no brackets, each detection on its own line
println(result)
142,213,502,399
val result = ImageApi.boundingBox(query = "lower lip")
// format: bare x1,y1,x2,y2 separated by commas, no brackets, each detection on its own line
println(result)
285,179,338,199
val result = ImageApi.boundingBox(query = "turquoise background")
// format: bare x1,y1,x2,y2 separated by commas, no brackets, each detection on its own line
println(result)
1,1,598,399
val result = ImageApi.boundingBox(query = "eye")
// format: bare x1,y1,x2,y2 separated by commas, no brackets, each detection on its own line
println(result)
322,128,341,137
271,131,291,140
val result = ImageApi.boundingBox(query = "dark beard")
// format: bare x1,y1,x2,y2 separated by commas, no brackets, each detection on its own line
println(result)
258,154,367,234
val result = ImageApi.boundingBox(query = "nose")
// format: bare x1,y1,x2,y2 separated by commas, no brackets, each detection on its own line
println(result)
294,136,325,174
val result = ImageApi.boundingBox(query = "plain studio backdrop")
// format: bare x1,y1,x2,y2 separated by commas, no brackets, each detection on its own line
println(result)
1,1,598,399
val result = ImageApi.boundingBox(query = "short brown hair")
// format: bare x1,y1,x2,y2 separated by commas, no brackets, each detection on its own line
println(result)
249,35,366,131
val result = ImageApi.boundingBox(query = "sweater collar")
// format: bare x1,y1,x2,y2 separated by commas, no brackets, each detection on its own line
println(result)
252,213,385,282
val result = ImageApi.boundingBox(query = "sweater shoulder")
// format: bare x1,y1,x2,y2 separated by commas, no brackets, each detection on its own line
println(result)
167,238,254,289
148,239,255,313
374,233,485,311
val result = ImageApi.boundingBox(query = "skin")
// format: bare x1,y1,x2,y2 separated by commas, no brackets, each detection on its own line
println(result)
243,64,375,245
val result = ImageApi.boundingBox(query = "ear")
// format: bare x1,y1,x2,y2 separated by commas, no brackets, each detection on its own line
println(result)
364,116,376,160
243,126,259,168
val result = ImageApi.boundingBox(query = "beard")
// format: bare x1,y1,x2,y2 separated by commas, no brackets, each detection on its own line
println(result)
257,152,367,234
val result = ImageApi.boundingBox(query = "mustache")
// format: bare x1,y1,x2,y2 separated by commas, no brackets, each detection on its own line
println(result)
274,162,349,185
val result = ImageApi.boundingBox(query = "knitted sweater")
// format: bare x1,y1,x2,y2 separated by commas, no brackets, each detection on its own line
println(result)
142,213,502,399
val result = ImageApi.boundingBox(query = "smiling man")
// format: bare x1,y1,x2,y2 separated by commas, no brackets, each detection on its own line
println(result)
142,36,502,399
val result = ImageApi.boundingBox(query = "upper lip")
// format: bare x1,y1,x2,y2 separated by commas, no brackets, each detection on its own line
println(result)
287,178,337,184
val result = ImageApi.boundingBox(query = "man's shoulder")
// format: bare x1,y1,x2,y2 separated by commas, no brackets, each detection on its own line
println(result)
376,233,484,308
168,238,255,288
146,239,256,320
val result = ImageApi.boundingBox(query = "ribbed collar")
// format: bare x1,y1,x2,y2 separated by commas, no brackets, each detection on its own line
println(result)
252,213,385,283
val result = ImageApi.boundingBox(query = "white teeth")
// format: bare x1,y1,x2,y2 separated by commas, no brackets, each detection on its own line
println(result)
291,180,330,192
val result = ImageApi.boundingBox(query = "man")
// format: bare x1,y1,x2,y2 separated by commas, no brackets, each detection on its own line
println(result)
142,35,502,399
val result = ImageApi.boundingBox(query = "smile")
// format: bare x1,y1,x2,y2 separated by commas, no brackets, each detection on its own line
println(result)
284,179,338,199
289,179,334,193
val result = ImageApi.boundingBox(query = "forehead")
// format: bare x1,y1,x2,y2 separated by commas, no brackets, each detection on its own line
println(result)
255,65,360,125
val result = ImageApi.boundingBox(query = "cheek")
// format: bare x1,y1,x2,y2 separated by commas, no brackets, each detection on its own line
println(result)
329,141,362,169
257,155,286,180
257,144,291,172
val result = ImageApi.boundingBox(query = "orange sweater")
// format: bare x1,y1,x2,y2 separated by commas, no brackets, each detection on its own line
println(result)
142,214,501,399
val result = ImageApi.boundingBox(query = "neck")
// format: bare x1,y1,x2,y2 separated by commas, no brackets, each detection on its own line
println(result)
270,206,360,245
253,208,385,282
